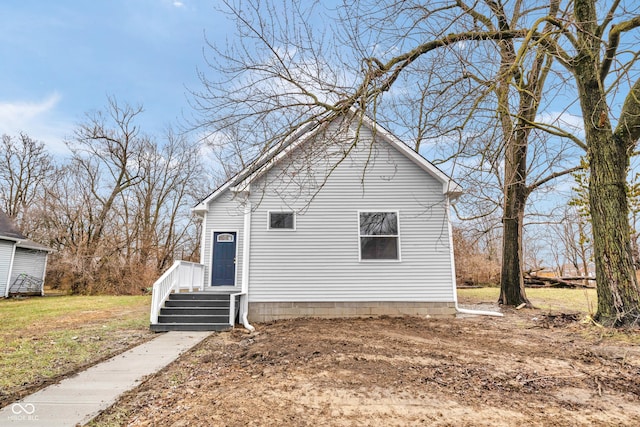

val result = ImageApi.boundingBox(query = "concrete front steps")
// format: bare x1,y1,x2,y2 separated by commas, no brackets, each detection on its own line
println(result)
150,291,238,332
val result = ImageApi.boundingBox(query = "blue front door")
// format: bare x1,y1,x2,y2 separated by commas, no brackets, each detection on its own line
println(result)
212,232,236,286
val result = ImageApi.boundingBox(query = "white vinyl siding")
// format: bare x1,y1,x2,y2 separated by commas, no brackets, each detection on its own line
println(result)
10,248,47,285
202,191,245,287
0,240,16,297
245,121,455,303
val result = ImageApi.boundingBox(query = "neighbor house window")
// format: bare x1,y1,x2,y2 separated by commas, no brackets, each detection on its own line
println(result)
359,211,399,260
268,211,295,230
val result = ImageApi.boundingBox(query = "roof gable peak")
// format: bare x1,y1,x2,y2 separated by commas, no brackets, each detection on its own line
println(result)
193,110,461,212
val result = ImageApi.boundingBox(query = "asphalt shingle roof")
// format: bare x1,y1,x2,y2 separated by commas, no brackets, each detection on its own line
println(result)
0,209,25,240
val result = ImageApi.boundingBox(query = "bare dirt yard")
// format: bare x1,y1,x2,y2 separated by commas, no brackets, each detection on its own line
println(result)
91,306,640,426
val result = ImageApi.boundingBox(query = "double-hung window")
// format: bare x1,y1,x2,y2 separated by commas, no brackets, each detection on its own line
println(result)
358,211,399,260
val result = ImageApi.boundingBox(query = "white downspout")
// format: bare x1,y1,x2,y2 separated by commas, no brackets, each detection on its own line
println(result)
445,197,503,318
199,212,208,286
241,199,255,331
5,242,16,297
41,252,49,296
455,304,503,317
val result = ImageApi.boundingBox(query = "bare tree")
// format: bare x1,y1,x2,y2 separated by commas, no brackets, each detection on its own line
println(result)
0,133,54,231
530,1,640,324
544,204,593,278
196,0,640,324
67,97,145,257
0,96,210,295
367,0,640,323
132,128,207,273
453,225,501,286
340,0,593,307
30,98,207,294
195,0,584,308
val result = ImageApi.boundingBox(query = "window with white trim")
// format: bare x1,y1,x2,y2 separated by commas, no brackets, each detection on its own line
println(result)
359,211,399,260
268,211,295,230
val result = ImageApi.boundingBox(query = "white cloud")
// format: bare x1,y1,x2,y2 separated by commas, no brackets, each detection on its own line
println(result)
0,93,60,122
0,93,72,156
172,1,184,7
537,110,585,139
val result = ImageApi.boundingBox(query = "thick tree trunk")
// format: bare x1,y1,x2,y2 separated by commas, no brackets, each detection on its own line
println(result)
499,206,530,305
575,57,640,325
493,3,556,307
587,130,640,325
498,135,532,307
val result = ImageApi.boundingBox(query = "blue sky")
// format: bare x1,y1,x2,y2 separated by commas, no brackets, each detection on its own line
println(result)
0,0,229,154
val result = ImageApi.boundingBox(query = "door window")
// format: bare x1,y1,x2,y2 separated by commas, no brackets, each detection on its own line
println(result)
217,233,235,242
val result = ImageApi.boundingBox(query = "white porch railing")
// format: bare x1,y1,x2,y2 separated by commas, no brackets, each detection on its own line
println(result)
150,260,205,324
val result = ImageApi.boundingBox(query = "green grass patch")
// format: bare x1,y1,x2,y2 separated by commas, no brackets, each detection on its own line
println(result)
458,287,598,315
0,295,152,404
0,295,149,331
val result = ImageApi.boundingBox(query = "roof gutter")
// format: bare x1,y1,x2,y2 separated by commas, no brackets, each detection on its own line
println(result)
1,236,54,253
15,240,55,252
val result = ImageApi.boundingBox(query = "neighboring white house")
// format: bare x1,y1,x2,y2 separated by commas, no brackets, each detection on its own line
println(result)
0,210,52,297
191,111,462,322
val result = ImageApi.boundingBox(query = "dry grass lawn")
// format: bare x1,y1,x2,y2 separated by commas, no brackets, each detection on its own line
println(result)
0,294,153,407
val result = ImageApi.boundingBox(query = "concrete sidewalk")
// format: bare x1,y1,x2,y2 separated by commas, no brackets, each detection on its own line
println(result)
0,331,212,427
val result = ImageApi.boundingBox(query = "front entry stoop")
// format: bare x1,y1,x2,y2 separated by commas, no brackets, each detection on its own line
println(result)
151,291,238,332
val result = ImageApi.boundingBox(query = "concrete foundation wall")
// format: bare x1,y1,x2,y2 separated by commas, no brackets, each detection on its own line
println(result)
248,301,456,322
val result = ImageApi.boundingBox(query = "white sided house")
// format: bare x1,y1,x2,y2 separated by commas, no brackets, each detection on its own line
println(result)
150,112,462,331
0,210,52,297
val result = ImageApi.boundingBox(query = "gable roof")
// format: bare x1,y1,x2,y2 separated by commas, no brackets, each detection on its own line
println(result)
193,110,462,214
0,209,53,252
0,210,26,240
